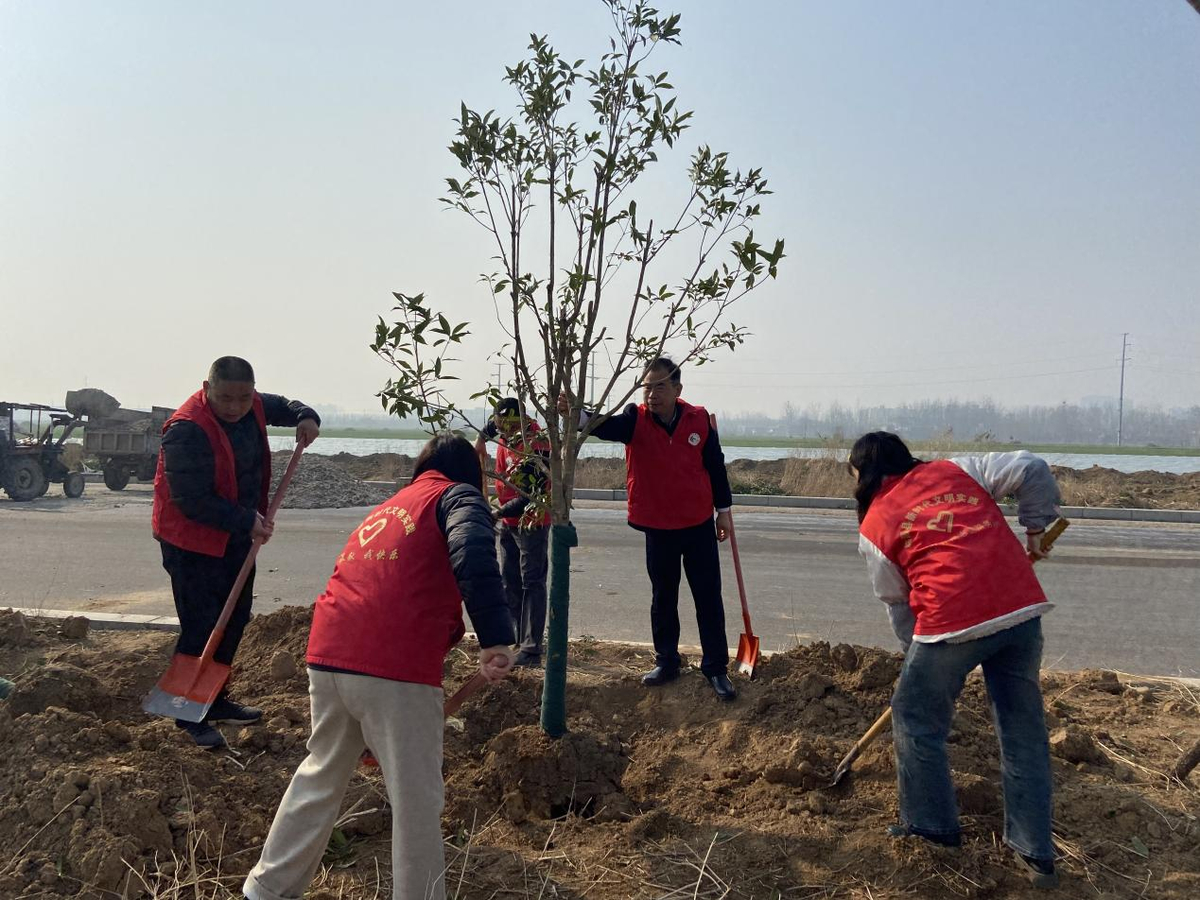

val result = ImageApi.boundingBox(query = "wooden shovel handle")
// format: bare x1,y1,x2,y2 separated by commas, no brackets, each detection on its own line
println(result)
444,672,488,718
197,444,305,666
709,413,754,638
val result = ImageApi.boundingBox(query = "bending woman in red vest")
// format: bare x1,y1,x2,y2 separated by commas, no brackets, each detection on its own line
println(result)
559,356,738,702
152,356,320,749
853,432,1061,889
244,433,515,900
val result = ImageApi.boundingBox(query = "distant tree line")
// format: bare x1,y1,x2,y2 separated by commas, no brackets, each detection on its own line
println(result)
719,399,1200,448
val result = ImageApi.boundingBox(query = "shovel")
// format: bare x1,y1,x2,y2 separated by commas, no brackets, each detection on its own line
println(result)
709,414,760,678
729,520,760,678
143,444,305,723
829,516,1070,786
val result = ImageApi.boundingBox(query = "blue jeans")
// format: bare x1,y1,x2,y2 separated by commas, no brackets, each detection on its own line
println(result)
891,616,1054,861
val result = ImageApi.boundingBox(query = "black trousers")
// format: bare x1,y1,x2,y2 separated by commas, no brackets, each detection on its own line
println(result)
160,540,255,667
642,519,729,677
498,523,549,655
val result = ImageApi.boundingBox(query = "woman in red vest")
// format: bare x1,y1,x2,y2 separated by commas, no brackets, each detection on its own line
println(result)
152,355,320,749
853,431,1061,889
560,357,737,701
244,433,515,900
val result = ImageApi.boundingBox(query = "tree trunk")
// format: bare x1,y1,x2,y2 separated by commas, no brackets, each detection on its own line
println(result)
539,521,578,738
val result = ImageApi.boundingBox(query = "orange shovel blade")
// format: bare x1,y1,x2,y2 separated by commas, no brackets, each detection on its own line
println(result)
142,653,231,723
736,633,760,677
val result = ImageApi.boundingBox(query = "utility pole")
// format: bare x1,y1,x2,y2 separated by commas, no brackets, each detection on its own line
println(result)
588,353,597,406
494,362,503,398
1117,333,1130,447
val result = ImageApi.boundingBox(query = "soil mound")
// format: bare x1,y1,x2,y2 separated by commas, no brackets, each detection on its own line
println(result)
325,451,415,482
270,451,393,509
0,608,1197,898
398,452,1200,508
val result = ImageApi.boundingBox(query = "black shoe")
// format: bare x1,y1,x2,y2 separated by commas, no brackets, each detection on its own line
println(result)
708,673,737,701
206,696,263,725
642,665,680,687
886,823,962,848
175,719,227,750
1014,851,1059,889
513,650,542,668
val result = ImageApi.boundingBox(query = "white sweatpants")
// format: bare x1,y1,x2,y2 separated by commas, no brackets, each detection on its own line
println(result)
244,669,446,900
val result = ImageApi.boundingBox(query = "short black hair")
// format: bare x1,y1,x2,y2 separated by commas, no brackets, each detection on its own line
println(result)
644,356,681,385
495,396,521,417
412,432,483,492
208,356,256,385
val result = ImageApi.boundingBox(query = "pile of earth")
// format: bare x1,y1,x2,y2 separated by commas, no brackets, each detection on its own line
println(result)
319,450,1200,509
2,605,1197,898
323,451,415,483
269,451,393,509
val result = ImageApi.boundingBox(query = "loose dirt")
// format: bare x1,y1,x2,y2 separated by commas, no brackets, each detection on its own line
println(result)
316,452,1200,510
269,451,393,509
1,606,1197,898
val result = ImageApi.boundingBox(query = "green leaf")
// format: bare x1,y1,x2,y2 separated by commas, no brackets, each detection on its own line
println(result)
1130,835,1150,858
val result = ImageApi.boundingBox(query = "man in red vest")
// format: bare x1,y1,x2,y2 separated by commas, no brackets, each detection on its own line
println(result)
245,433,514,900
560,357,737,701
473,397,551,667
152,356,320,748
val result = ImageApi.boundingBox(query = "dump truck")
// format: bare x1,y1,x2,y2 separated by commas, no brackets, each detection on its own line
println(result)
68,389,173,491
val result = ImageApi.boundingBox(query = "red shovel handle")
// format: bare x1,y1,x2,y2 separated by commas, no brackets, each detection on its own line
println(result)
444,671,488,717
728,523,754,638
709,413,755,640
196,444,305,666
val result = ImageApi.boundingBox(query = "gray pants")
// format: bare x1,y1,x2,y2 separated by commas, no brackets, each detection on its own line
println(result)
498,522,549,656
244,669,445,900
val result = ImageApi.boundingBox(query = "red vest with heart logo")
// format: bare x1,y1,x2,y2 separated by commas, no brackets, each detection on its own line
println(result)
859,460,1046,637
151,389,270,557
306,471,465,686
625,400,714,530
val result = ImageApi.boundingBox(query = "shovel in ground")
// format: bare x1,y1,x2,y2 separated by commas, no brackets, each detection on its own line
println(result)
829,517,1071,787
143,445,305,723
709,414,760,678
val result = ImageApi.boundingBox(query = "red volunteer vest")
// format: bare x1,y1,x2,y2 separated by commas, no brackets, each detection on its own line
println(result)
495,422,551,528
860,460,1046,636
152,389,270,557
306,471,466,687
625,400,714,530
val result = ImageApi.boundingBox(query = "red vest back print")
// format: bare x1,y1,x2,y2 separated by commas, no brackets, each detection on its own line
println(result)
306,471,465,687
625,400,714,530
494,422,551,528
859,460,1046,636
151,389,270,557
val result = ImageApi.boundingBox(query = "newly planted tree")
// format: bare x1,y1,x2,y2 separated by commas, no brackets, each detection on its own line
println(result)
373,0,783,736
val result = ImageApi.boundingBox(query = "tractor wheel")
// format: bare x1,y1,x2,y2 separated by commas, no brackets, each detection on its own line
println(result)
63,472,85,498
103,464,130,491
4,458,48,501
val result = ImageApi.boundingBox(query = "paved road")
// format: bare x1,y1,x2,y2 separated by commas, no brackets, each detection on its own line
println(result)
2,486,1198,677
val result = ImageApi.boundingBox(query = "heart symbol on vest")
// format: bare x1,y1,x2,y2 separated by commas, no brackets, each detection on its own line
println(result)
926,511,955,533
358,518,388,547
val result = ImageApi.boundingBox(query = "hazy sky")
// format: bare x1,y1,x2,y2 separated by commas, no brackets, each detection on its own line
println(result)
3,1,1198,419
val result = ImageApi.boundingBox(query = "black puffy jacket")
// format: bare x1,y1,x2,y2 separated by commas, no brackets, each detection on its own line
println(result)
436,483,515,649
